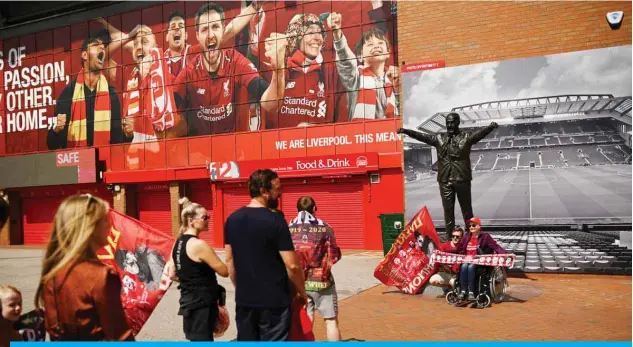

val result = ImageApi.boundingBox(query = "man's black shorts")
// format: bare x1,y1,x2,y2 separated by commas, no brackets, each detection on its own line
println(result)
235,305,291,341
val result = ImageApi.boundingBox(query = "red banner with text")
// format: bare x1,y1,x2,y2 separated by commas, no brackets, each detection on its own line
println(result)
374,206,442,295
96,209,174,336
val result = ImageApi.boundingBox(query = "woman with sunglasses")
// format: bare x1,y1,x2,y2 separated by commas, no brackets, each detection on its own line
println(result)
454,217,505,302
166,197,228,341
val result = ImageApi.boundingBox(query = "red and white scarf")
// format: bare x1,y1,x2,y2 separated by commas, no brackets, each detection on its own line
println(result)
164,44,190,74
249,7,265,57
67,70,111,147
124,48,177,143
352,66,396,120
124,48,177,168
431,250,516,268
287,49,323,74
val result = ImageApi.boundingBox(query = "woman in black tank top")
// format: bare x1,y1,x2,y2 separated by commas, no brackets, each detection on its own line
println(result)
166,197,228,341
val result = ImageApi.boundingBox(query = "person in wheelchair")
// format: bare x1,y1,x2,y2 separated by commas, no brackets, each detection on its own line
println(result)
453,217,506,302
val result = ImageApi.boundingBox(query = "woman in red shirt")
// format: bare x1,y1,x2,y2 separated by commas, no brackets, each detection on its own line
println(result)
454,217,506,302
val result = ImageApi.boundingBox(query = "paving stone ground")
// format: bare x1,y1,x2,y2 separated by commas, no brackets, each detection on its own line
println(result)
3,248,631,341
311,274,632,341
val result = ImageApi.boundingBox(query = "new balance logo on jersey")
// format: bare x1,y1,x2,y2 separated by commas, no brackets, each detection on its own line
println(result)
286,81,296,89
197,88,206,95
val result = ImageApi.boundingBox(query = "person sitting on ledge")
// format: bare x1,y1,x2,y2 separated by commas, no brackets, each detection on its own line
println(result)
429,226,464,295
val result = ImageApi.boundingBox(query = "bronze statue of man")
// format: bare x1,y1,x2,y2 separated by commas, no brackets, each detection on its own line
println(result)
398,112,498,240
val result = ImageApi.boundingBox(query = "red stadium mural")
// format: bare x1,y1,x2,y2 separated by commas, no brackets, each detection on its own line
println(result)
0,1,401,172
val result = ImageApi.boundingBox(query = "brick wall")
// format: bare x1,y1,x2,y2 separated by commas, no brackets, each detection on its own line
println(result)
397,1,631,67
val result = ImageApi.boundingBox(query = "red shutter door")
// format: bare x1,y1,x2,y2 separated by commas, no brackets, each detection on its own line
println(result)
223,187,251,220
22,197,64,246
137,190,172,237
21,184,114,246
187,181,215,245
281,182,364,249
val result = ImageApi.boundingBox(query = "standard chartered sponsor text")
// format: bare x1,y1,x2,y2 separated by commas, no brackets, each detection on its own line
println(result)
197,103,232,122
281,97,320,118
280,105,316,117
284,96,317,107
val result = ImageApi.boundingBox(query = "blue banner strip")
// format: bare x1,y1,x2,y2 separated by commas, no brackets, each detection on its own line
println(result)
11,343,633,346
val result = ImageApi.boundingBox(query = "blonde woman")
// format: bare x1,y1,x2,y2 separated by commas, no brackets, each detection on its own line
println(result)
35,194,133,341
167,197,228,341
0,285,23,346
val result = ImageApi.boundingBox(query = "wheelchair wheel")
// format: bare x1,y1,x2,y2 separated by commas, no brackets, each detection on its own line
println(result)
476,293,491,308
490,267,508,303
446,291,459,305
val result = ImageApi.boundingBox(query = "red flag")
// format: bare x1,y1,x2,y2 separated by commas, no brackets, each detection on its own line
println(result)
95,209,174,336
373,207,442,295
288,300,315,341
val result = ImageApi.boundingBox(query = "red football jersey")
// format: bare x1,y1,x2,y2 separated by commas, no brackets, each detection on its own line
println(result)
164,44,192,79
268,50,347,129
174,49,260,135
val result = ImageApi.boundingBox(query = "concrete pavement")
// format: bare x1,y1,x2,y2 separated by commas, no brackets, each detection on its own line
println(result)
0,248,383,341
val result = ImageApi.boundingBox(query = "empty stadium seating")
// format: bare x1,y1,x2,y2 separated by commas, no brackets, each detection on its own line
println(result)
584,147,613,165
530,137,546,146
561,147,589,166
540,149,563,167
492,230,632,275
472,153,497,170
404,117,630,173
599,145,631,164
514,139,529,147
494,151,519,170
470,118,629,170
519,151,539,167
559,136,572,145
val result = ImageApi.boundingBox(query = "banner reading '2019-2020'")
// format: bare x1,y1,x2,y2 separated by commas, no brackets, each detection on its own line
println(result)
0,1,400,163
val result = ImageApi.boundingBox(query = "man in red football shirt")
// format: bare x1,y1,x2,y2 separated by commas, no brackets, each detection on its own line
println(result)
164,5,261,79
429,226,464,293
99,20,186,141
174,2,286,135
164,10,192,79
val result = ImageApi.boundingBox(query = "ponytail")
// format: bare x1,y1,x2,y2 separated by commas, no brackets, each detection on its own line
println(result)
179,197,203,234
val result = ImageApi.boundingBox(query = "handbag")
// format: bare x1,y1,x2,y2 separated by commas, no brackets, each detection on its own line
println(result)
212,285,230,337
288,299,315,341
